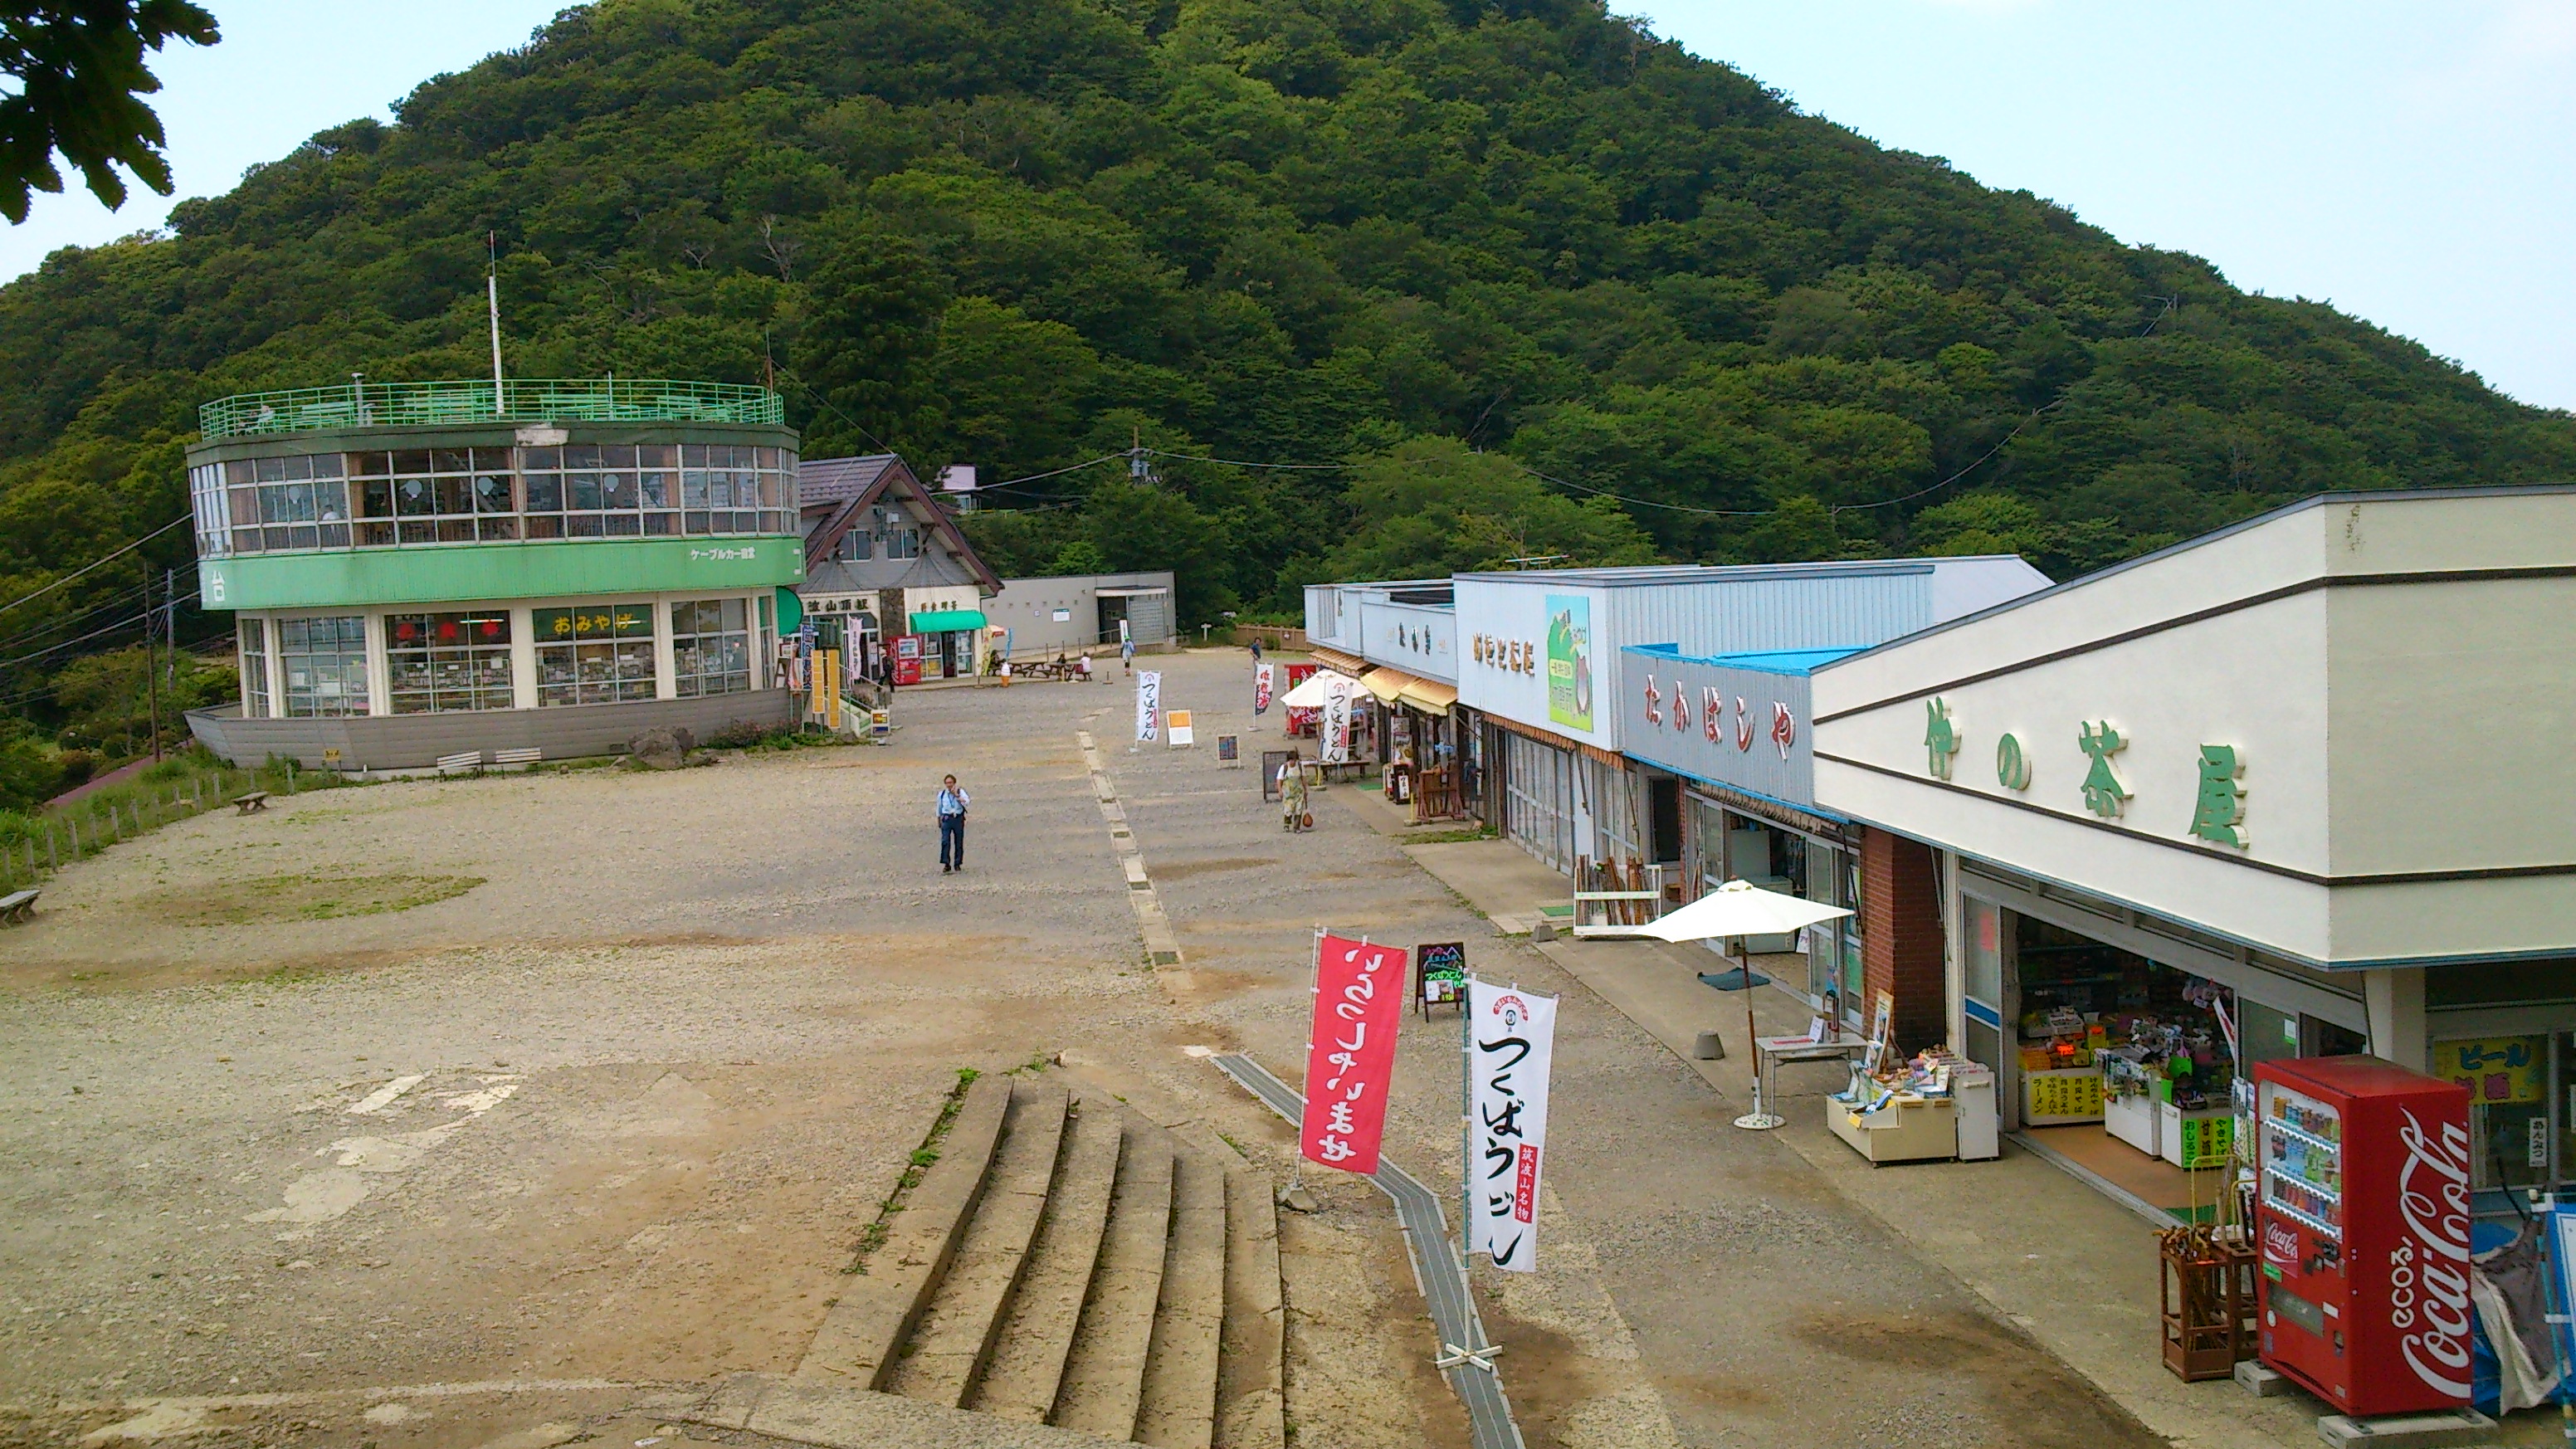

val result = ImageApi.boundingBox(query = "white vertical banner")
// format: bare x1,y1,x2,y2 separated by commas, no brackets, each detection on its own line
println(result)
1320,676,1355,764
1466,977,1556,1272
1135,671,1163,742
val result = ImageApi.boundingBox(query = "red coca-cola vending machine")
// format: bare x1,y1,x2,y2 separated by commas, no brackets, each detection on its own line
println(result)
891,634,923,687
2254,1056,2471,1417
1281,662,1320,738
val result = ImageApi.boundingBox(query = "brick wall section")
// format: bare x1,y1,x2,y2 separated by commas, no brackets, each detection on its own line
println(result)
1861,827,1947,1055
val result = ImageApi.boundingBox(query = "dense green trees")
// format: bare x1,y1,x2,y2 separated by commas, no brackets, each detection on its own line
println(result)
1,0,2571,756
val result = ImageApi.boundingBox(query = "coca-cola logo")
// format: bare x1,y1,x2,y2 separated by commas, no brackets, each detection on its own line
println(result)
2262,1221,2300,1264
2393,1109,2472,1401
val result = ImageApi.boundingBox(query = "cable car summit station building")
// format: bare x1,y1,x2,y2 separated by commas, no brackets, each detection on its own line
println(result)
183,378,805,770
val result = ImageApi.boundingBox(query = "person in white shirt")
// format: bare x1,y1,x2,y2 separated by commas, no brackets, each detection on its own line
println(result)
937,774,971,873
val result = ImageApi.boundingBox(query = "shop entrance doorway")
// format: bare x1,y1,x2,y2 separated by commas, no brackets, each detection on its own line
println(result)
1973,886,2368,1224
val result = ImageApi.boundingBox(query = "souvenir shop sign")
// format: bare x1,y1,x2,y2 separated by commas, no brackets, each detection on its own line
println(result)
1466,978,1556,1272
1617,644,1822,808
1320,674,1358,764
1300,934,1406,1174
1135,671,1162,742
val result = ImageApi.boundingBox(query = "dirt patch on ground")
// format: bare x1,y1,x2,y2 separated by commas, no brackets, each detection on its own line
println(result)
144,871,485,926
1148,856,1277,881
1794,1310,2168,1447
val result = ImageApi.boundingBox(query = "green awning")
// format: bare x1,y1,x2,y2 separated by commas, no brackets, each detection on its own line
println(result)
910,609,988,633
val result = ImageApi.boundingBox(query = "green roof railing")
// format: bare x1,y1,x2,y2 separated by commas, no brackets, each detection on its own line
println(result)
198,378,785,440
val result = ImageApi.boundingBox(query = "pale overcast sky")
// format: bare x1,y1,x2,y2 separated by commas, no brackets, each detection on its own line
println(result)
6,1,2569,411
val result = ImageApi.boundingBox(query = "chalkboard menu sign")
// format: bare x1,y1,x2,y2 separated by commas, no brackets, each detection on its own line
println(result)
1417,941,1466,1014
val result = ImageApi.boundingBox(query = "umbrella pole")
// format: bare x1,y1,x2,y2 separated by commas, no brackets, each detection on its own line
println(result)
1731,937,1783,1130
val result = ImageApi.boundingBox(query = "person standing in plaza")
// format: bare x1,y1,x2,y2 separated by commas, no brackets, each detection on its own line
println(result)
1249,635,1264,664
937,773,970,873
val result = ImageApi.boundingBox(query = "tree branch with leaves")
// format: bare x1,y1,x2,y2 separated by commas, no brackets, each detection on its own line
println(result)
1,0,219,224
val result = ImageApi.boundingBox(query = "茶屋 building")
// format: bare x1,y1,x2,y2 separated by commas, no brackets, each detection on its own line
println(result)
183,378,806,769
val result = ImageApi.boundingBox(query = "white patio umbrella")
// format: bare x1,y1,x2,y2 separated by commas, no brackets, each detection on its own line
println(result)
1634,879,1854,1130
1279,669,1355,708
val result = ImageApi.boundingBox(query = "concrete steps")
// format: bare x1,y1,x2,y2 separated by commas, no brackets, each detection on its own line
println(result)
800,1075,1284,1447
973,1098,1124,1423
882,1083,1070,1407
1051,1122,1173,1442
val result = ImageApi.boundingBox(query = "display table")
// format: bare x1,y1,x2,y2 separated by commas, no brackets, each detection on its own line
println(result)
1755,1034,1864,1120
2105,1090,2162,1156
1828,1092,1958,1164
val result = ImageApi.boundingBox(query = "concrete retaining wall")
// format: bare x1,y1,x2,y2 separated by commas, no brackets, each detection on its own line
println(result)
185,689,798,770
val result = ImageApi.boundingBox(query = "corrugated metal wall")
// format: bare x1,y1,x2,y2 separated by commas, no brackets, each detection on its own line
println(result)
1600,571,1936,657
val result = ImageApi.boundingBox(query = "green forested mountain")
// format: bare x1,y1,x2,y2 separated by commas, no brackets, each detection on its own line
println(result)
2,0,2572,773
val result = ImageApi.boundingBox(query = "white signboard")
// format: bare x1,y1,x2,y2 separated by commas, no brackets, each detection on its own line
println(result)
1135,671,1162,742
1466,978,1556,1273
1168,709,1195,747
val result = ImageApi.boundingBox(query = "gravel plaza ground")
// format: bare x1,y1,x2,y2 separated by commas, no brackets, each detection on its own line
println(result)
0,647,2222,1448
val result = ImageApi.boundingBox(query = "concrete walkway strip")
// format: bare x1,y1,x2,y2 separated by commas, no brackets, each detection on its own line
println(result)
1205,1052,1525,1449
1075,731,1184,968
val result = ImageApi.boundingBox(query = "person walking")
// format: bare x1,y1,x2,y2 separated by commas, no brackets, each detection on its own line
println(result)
1121,636,1137,675
936,773,970,873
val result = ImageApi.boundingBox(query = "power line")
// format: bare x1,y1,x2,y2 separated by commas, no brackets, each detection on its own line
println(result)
1144,449,1351,472
0,592,196,674
0,515,189,620
1825,402,2061,514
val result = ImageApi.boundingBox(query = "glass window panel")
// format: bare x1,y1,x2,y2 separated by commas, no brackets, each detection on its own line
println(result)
313,480,348,520
600,472,633,508
230,487,260,525
567,445,603,470
524,473,562,510
639,471,668,507
433,448,471,474
396,477,435,515
525,515,563,539
282,454,313,481
709,475,734,508
318,523,351,549
225,459,256,485
347,451,389,477
597,444,636,468
644,511,676,535
359,521,394,547
758,446,780,470
278,614,369,717
522,446,560,470
603,513,641,535
684,510,710,534
478,516,520,541
437,519,474,542
393,449,434,475
681,471,709,506
473,473,512,512
681,444,708,467
310,452,344,477
473,446,516,471
362,480,392,518
436,476,471,515
567,515,604,537
568,472,602,510
256,455,288,483
398,520,436,544
639,444,676,467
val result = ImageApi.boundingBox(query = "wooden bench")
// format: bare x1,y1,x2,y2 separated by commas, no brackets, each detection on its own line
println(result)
436,751,483,777
0,889,37,924
491,747,543,768
232,791,271,815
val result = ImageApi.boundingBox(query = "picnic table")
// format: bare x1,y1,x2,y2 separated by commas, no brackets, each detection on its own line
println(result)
232,791,271,815
0,889,37,925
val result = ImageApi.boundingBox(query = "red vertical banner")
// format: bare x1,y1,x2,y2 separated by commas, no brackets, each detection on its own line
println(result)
1300,933,1408,1174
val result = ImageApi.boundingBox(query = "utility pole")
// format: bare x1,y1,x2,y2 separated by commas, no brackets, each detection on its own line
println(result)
1129,426,1150,484
164,568,178,686
487,232,505,416
144,569,162,760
